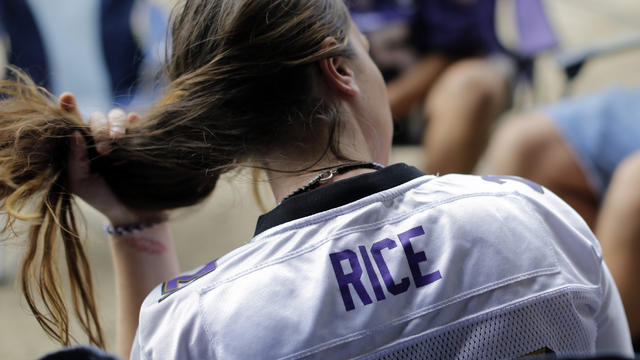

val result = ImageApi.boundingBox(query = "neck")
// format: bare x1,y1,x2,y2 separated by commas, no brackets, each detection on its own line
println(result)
265,102,391,204
266,159,381,204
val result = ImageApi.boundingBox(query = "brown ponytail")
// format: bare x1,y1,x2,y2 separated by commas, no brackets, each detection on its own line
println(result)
0,67,225,347
0,66,227,347
0,69,104,346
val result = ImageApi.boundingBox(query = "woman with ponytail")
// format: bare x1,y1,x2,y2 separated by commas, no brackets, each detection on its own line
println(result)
4,0,633,359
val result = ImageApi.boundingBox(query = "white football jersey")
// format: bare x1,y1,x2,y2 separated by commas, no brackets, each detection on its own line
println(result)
131,164,633,359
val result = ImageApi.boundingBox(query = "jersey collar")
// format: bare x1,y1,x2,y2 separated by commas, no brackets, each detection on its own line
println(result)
253,163,424,236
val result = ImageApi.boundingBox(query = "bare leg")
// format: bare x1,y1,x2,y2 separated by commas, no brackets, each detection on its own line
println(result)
596,151,640,339
484,113,599,228
387,54,451,120
424,58,509,175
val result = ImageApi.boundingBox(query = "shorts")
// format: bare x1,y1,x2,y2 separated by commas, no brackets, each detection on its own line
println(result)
547,87,640,197
410,0,502,56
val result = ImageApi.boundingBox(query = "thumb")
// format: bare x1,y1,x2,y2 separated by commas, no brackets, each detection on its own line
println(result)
67,131,91,193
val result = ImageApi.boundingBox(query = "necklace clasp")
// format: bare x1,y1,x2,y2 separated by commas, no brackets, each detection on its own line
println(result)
317,169,338,183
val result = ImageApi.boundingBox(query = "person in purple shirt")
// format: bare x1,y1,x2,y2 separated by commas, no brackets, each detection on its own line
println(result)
351,0,515,175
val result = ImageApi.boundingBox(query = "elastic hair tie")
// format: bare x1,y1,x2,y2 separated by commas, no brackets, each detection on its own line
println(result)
103,214,169,236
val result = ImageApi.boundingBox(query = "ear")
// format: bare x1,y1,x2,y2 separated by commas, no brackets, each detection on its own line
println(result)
318,37,359,97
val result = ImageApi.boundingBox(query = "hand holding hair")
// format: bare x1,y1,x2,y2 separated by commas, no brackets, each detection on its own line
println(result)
0,66,219,349
61,95,165,227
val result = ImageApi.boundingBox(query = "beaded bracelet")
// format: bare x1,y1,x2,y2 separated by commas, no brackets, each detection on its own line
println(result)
104,215,169,236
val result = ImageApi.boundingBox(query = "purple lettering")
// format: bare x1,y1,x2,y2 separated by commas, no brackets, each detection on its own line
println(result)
482,175,544,193
330,250,373,311
398,226,442,287
371,238,410,295
358,246,386,301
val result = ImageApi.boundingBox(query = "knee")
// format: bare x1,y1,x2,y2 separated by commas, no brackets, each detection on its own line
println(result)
614,151,640,182
484,113,560,178
607,151,640,211
427,59,508,116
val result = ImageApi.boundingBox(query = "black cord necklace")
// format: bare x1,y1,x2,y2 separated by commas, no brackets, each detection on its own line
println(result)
281,162,385,203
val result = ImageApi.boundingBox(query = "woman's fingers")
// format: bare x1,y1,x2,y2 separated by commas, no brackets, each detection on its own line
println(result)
58,92,82,118
90,112,111,154
108,108,128,138
89,108,137,155
128,112,140,125
68,131,91,195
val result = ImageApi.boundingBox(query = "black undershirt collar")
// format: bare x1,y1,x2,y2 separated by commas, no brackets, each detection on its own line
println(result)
253,163,424,236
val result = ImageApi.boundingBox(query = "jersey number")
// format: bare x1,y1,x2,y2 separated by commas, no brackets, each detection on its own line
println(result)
159,259,218,302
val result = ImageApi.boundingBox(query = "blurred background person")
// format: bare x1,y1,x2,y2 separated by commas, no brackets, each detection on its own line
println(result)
349,0,557,175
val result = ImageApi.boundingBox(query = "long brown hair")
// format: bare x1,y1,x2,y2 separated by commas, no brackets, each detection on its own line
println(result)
0,0,353,348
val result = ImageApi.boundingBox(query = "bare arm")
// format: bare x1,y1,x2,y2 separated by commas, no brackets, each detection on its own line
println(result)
109,224,179,358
